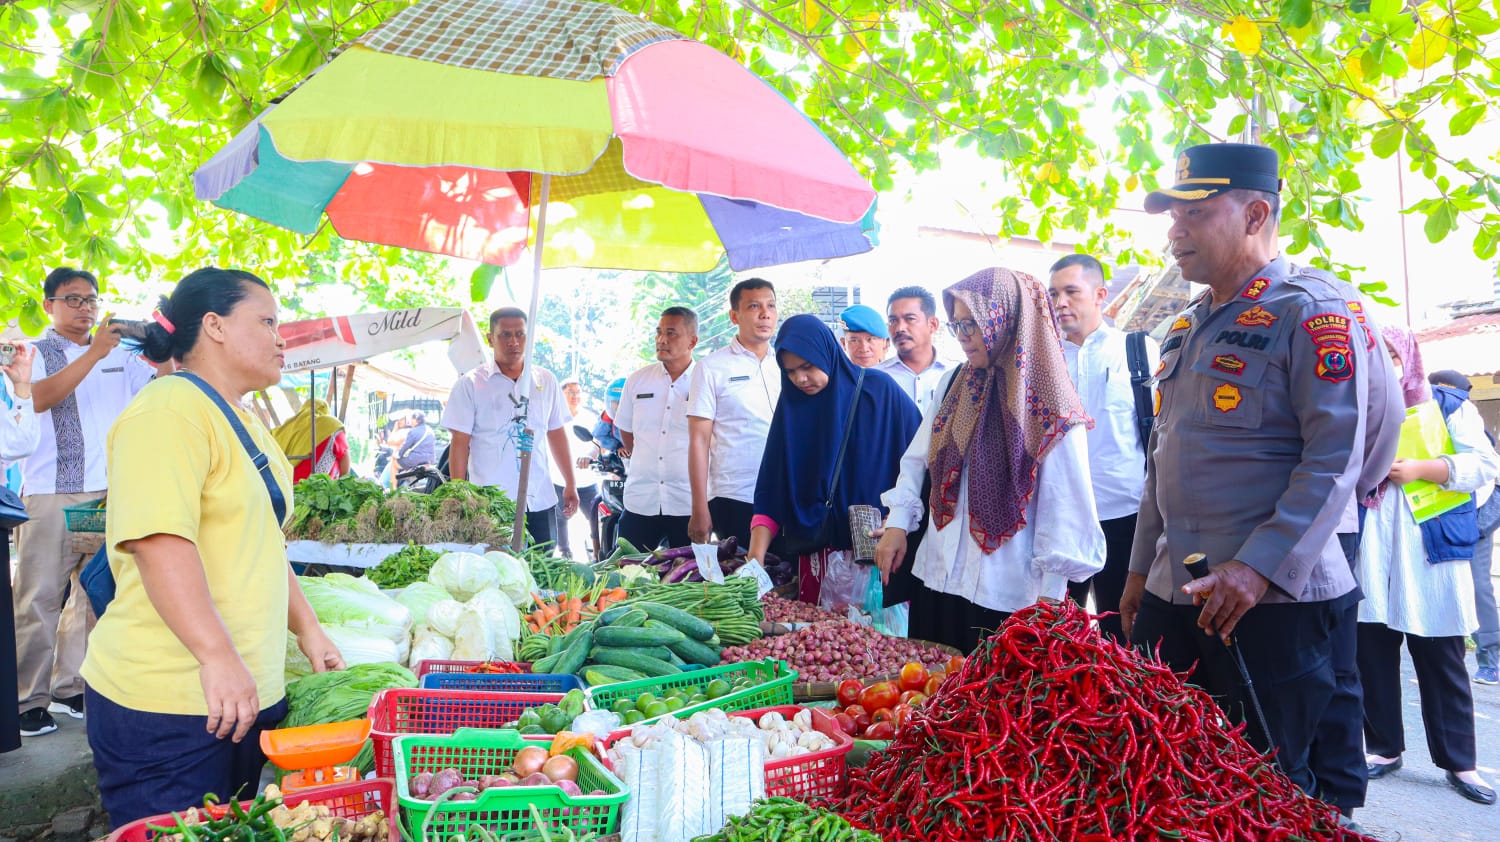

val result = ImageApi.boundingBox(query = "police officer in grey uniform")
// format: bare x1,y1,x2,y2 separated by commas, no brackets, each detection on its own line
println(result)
1119,143,1392,802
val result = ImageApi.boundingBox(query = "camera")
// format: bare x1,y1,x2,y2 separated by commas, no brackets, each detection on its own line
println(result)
107,318,150,342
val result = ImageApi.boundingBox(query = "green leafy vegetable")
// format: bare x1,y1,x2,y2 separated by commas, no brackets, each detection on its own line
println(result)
367,544,443,588
279,661,416,774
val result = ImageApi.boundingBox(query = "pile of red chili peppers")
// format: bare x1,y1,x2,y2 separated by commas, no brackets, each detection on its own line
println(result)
833,601,1374,841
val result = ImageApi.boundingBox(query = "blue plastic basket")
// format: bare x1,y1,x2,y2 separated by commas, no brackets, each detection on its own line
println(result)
418,671,585,693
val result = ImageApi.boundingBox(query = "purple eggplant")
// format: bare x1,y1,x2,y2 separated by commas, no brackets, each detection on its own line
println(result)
663,558,698,583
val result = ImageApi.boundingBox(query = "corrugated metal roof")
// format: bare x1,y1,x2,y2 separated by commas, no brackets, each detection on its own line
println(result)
1416,312,1500,377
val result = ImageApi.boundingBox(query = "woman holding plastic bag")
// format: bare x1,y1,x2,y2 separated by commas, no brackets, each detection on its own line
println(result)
82,269,345,825
743,315,920,611
872,268,1105,654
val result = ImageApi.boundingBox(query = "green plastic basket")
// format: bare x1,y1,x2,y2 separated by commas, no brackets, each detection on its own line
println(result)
394,728,627,839
586,659,796,726
62,499,106,533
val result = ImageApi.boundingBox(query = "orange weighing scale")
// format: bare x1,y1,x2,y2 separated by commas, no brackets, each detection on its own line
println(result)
259,719,372,793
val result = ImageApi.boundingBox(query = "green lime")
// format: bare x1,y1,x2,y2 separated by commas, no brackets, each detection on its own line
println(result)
612,698,635,716
539,706,573,734
705,679,731,699
635,693,657,713
690,694,708,705
644,702,669,719
623,709,645,724
663,696,684,711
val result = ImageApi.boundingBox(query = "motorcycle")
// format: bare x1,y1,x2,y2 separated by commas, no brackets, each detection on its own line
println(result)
395,464,445,494
573,424,626,557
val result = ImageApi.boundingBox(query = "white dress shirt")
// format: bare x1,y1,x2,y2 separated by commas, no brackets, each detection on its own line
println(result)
876,353,956,415
444,361,568,513
1357,400,1500,637
1062,324,1159,521
0,375,40,464
557,406,600,488
26,332,156,495
687,339,781,504
616,361,695,517
882,368,1106,613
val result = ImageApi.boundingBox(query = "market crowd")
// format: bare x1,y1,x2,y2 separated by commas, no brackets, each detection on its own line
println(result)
3,142,1498,829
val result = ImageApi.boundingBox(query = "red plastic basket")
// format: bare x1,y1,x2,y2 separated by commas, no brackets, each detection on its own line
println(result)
106,779,397,842
411,659,528,678
368,688,563,777
734,705,853,800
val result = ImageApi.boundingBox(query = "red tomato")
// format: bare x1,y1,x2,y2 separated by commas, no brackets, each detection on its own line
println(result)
859,681,901,713
834,713,859,737
898,662,929,692
872,707,896,724
863,721,896,740
946,655,964,674
844,704,872,732
899,690,927,707
836,678,865,708
923,675,943,696
891,703,915,728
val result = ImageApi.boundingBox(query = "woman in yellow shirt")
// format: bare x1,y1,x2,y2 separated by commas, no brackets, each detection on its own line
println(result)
82,268,344,825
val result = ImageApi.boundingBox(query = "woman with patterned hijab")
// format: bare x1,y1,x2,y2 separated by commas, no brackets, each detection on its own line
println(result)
873,267,1106,653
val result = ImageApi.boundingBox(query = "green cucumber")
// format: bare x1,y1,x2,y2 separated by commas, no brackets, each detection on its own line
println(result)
546,632,567,656
551,628,593,675
593,624,684,648
531,651,563,673
636,602,716,641
588,648,680,677
667,636,722,667
596,604,635,625
590,644,673,662
610,609,648,628
583,666,649,686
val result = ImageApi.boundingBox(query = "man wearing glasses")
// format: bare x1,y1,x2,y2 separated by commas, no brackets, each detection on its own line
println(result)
14,268,156,738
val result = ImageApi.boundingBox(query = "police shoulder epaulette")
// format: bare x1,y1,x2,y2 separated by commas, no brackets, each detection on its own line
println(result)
1282,265,1350,300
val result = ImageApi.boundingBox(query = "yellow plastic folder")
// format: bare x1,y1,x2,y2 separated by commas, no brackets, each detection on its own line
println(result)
1396,401,1470,523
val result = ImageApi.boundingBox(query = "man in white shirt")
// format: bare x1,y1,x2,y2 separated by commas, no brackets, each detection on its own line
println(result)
15,267,156,737
445,307,578,548
616,307,699,550
556,378,600,559
1049,254,1157,643
878,286,955,414
687,280,781,549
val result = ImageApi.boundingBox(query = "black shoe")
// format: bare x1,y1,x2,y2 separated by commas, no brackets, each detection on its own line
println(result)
48,694,84,719
1446,771,1497,806
18,707,58,737
1366,757,1403,779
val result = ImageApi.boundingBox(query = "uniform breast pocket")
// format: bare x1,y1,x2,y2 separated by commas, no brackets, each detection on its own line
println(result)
1189,352,1269,429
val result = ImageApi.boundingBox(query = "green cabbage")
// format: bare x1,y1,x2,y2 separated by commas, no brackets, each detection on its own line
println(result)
300,573,412,630
396,581,451,626
429,551,499,601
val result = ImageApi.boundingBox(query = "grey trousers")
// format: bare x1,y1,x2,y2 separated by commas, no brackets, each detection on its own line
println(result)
1471,530,1499,669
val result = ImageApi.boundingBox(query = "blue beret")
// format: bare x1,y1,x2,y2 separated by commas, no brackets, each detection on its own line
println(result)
839,304,889,339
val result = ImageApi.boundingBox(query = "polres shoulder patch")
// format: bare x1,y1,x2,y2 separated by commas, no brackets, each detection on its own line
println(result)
1302,313,1355,383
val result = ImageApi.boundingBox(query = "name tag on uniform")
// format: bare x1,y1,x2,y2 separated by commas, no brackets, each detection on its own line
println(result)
101,367,123,374
635,392,655,399
729,375,751,382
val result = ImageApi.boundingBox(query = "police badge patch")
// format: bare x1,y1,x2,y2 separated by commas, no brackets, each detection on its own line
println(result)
1235,306,1277,328
1302,313,1355,383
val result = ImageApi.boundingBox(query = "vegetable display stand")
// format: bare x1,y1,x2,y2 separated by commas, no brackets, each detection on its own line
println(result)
790,639,962,702
412,659,528,679
369,688,565,777
733,706,853,799
419,672,585,693
106,779,398,842
589,659,796,727
394,729,626,839
260,719,372,792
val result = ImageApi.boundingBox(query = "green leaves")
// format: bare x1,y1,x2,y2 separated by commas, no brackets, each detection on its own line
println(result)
1371,123,1405,158
1449,104,1487,136
470,264,502,303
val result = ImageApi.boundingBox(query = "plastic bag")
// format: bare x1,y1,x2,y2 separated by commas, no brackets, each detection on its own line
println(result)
395,582,451,626
656,731,710,842
428,551,499,601
450,604,494,660
863,566,910,638
299,574,412,630
486,550,537,608
705,737,765,830
322,623,403,667
817,550,867,613
467,588,522,649
570,709,624,739
617,744,661,842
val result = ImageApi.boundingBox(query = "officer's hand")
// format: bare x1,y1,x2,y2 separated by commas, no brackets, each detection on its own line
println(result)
688,506,712,545
1120,573,1147,640
872,527,907,586
1181,559,1269,642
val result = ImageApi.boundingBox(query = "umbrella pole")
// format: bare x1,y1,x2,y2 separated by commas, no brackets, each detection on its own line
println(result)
510,173,552,554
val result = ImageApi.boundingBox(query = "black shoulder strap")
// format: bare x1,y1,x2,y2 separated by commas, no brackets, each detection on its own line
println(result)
175,371,288,526
1125,331,1154,460
825,367,865,508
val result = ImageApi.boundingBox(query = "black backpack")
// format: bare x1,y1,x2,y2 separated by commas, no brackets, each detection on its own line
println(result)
1125,331,1154,463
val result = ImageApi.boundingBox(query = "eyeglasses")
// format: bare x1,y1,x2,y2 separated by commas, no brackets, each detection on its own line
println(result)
946,319,980,338
47,295,101,310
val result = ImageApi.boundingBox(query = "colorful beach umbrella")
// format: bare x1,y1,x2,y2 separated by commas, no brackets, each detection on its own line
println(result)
193,0,880,550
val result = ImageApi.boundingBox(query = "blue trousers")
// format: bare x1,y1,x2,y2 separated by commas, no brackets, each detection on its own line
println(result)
1470,530,1499,669
86,686,288,826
